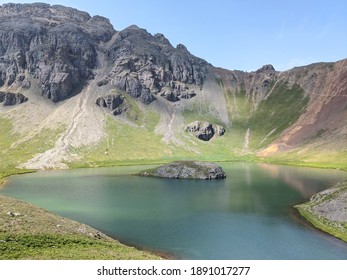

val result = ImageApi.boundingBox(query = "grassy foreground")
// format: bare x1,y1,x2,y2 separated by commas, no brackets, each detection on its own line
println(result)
0,195,160,260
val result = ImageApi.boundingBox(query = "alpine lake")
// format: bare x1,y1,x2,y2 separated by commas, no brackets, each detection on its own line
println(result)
2,162,347,259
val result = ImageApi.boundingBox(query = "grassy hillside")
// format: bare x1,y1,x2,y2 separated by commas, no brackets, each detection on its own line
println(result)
0,117,65,183
221,81,309,151
247,82,309,149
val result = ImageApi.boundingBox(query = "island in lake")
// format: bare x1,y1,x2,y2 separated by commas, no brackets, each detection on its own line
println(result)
138,161,226,180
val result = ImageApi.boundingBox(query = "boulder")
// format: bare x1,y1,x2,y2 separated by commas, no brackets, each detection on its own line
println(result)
96,93,128,115
185,121,225,141
0,91,28,106
138,161,226,180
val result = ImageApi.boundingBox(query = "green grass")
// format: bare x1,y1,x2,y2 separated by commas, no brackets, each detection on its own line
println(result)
223,85,254,149
219,81,309,151
260,148,347,171
0,117,65,183
121,91,145,126
70,112,173,168
182,103,228,128
248,82,309,149
0,233,159,260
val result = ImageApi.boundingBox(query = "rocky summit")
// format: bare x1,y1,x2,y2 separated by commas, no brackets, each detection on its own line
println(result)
138,161,226,180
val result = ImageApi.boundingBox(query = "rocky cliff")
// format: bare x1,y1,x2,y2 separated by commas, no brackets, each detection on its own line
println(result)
0,3,115,102
0,3,207,104
0,3,346,171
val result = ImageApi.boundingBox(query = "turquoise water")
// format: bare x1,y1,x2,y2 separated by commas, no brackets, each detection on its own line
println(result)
2,162,347,259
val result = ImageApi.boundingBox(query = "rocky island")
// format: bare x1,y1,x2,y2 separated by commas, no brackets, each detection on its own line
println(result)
138,161,226,180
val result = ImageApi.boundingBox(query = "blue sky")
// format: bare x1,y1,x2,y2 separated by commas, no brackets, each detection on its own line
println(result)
1,0,346,71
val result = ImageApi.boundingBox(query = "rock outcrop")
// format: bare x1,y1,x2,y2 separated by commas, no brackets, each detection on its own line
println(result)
105,25,208,104
96,93,128,115
185,121,225,141
139,161,226,180
0,91,28,106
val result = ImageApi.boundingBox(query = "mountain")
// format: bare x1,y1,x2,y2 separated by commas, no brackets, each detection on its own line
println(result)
0,3,346,171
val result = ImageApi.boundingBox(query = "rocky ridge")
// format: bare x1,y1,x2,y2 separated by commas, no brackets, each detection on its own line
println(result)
0,3,207,106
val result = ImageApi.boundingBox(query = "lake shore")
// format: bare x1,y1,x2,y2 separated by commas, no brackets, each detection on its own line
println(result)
1,160,347,259
295,181,347,243
0,195,162,260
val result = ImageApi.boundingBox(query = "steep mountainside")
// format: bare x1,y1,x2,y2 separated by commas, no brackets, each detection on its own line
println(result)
215,60,347,157
0,3,346,171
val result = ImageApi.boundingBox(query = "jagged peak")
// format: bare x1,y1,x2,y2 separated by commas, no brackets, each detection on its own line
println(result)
256,64,276,73
176,43,189,52
124,24,147,32
0,2,50,10
154,33,172,46
0,3,91,23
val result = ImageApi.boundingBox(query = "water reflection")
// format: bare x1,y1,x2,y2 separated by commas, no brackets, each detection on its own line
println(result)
1,163,347,259
258,163,344,198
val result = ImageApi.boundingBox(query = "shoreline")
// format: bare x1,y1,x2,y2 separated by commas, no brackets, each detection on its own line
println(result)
294,181,347,244
289,203,347,245
1,160,346,259
1,156,346,188
0,194,162,260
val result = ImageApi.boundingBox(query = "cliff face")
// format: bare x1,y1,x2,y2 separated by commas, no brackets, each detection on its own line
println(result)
104,25,208,104
0,3,207,104
0,3,115,102
0,3,346,169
